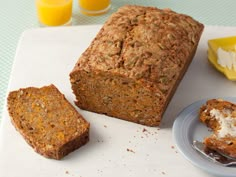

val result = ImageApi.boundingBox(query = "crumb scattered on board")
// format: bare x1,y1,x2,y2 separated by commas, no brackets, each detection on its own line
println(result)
127,148,135,153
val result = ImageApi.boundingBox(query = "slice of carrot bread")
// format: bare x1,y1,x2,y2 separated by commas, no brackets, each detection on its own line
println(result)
200,99,236,158
7,84,89,160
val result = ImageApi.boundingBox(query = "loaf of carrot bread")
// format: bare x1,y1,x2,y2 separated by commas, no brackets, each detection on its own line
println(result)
70,5,204,126
7,84,89,160
200,99,236,158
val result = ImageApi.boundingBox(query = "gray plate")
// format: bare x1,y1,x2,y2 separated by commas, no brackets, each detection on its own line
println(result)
173,97,236,177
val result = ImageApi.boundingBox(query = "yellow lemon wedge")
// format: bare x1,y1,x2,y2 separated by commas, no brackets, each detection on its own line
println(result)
208,36,236,81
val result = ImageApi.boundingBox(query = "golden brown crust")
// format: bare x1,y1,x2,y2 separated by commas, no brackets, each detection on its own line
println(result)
7,84,90,159
70,5,204,126
200,99,236,158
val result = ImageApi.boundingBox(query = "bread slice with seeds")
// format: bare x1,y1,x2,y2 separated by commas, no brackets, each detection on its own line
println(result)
7,84,89,160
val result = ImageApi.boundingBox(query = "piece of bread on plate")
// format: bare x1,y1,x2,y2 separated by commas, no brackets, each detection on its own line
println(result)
200,99,236,158
7,84,90,160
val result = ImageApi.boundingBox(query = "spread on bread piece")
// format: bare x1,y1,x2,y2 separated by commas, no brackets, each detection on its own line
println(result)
70,5,204,126
7,84,90,160
200,99,236,158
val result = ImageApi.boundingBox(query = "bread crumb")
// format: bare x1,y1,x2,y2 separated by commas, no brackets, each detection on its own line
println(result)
127,148,135,153
142,128,147,132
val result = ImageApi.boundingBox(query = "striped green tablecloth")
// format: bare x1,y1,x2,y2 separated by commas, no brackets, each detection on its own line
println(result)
1,0,236,122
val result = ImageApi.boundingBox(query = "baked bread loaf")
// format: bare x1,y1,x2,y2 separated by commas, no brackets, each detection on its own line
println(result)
70,5,204,126
200,99,236,158
7,84,89,160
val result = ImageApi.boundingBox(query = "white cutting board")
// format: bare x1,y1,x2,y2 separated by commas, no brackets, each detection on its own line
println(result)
0,25,236,177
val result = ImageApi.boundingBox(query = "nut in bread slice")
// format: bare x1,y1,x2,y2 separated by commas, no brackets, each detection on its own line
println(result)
7,84,90,160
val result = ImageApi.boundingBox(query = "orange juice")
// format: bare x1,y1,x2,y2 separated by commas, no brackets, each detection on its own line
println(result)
36,0,72,26
79,0,111,16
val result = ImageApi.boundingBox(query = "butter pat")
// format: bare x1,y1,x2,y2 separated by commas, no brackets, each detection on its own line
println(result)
207,36,236,80
217,47,236,71
210,108,236,138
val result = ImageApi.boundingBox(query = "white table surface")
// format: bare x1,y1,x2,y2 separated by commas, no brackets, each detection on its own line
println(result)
1,24,236,177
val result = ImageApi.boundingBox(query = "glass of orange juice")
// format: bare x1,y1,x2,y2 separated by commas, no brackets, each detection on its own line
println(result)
79,0,111,16
36,0,72,26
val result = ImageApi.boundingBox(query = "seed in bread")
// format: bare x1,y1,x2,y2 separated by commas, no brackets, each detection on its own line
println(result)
7,84,90,160
200,99,236,158
70,5,204,126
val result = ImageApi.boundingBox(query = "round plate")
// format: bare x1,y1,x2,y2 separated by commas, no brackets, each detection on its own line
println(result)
173,97,236,177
